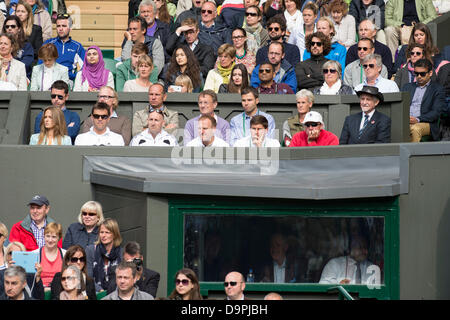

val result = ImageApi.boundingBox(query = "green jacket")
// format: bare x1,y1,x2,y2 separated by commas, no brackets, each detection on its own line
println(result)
385,0,437,27
115,59,159,92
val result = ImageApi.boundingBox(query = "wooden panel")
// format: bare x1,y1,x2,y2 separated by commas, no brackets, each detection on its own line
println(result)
66,1,128,15
70,14,128,30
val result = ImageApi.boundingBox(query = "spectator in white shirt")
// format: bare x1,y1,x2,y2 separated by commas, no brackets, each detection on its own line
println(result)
74,102,125,146
234,115,281,147
130,108,178,146
186,114,230,147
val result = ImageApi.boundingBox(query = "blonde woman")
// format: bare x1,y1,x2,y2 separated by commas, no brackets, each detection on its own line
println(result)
62,201,105,249
24,0,52,41
123,55,155,92
85,218,123,292
0,222,8,270
15,1,43,61
29,106,72,145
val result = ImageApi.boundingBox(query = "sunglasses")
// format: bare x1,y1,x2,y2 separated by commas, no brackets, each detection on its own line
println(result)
82,211,97,217
224,281,240,287
357,47,369,51
5,24,17,29
245,12,258,17
311,41,322,47
323,69,337,74
414,71,429,77
259,68,272,74
232,35,245,40
363,63,375,69
57,13,70,19
61,276,77,282
305,122,320,127
92,114,109,120
149,107,163,114
51,94,65,100
268,27,280,32
70,257,86,263
410,51,422,56
201,9,213,14
175,279,190,286
98,95,115,100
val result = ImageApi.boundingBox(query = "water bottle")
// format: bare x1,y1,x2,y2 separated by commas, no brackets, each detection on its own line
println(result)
246,268,254,283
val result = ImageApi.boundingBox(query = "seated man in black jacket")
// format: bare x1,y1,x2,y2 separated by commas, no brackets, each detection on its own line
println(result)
165,17,215,81
106,241,160,298
295,31,330,91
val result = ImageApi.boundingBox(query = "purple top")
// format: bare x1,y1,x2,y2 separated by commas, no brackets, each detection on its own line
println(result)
183,115,230,146
146,22,157,37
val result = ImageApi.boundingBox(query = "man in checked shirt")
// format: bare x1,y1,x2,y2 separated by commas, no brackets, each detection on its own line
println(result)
9,195,62,251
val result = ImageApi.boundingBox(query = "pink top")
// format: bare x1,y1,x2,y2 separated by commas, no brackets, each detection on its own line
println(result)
40,249,63,287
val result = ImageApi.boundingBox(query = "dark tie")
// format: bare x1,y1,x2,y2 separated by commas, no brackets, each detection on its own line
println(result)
355,262,361,284
358,115,369,138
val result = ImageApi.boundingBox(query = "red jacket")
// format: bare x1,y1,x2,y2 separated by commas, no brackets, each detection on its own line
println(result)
9,215,63,251
289,130,339,147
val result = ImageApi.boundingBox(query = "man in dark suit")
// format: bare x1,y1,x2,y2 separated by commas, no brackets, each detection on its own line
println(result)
340,85,391,144
107,241,160,298
402,58,446,142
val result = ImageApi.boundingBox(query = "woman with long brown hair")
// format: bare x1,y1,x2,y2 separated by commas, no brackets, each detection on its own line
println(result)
29,106,71,145
168,268,202,300
218,63,249,93
164,45,202,92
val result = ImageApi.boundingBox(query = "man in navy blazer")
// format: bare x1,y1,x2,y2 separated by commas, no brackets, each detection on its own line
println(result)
402,59,446,142
340,85,391,144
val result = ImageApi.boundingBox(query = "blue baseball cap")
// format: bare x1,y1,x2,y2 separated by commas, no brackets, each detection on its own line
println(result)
28,195,50,206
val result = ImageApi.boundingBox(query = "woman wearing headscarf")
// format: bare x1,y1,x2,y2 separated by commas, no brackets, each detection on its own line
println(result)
73,45,114,92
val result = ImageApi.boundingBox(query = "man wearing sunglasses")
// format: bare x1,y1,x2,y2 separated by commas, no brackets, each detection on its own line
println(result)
340,85,391,144
354,53,399,93
198,1,232,54
9,195,62,251
253,62,294,94
224,271,249,300
289,111,339,147
33,80,80,143
255,15,300,68
402,58,446,142
344,38,388,89
75,102,125,146
251,41,297,92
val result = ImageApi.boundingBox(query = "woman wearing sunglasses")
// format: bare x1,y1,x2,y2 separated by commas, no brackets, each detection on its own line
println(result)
29,106,72,145
50,245,96,300
243,5,269,56
168,268,202,300
394,43,437,89
313,60,353,95
62,201,105,249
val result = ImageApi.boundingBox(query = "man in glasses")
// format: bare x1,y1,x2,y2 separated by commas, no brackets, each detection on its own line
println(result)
354,53,399,93
132,83,179,137
9,195,62,251
255,15,300,68
289,111,339,146
251,42,297,93
345,19,393,78
295,32,330,91
340,85,391,144
106,241,160,298
121,16,164,77
184,90,230,145
130,107,178,146
224,271,249,300
174,0,207,29
166,18,215,81
402,58,446,142
79,86,132,145
198,1,232,54
75,102,125,146
253,62,294,94
33,80,80,143
103,261,154,300
344,37,388,89
42,14,85,82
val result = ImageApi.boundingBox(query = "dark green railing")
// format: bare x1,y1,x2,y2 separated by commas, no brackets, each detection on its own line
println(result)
328,286,355,300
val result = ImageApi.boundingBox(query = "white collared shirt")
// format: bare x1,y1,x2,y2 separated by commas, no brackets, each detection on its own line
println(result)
75,127,125,146
273,259,286,283
359,109,376,130
130,129,178,146
233,135,281,147
186,136,230,147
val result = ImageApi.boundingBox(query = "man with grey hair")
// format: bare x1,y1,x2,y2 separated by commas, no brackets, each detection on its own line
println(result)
345,19,393,78
354,54,399,93
344,37,389,89
0,266,34,300
102,261,155,300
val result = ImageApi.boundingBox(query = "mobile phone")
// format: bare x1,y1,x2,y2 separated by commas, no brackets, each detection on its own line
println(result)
169,85,182,92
